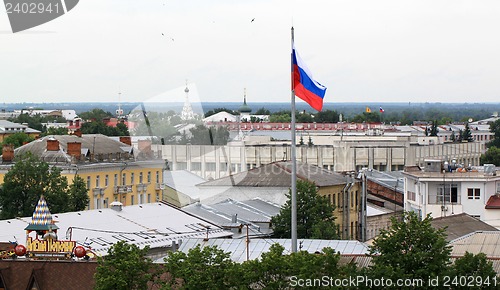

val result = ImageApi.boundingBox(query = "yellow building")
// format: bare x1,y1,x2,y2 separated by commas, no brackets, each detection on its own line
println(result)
0,120,41,143
1,134,166,210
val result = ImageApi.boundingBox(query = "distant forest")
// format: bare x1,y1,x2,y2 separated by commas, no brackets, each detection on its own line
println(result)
2,102,500,124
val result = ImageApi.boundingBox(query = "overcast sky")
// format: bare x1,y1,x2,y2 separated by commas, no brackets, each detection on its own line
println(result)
1,0,500,105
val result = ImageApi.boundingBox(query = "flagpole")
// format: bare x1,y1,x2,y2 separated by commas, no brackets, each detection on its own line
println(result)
290,26,298,253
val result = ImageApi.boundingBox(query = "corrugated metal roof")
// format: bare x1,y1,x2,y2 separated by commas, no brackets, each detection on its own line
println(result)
0,202,232,256
365,170,405,193
182,198,280,238
161,238,369,263
450,231,500,258
198,161,353,187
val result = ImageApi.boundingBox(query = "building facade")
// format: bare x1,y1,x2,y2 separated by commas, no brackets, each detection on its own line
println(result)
0,134,166,210
403,161,500,228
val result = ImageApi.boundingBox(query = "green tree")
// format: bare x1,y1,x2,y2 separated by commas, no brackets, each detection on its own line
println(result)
0,153,86,219
44,127,68,136
368,211,451,287
271,180,338,239
79,108,113,121
240,244,359,289
67,175,89,211
462,123,474,142
351,112,381,123
162,245,236,289
449,252,498,290
481,146,500,166
255,107,271,115
430,121,439,136
315,109,340,123
488,119,500,148
0,132,34,152
188,124,229,145
94,241,156,290
204,107,238,118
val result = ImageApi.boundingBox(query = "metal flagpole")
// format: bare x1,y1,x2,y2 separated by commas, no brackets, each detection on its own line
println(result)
291,26,297,253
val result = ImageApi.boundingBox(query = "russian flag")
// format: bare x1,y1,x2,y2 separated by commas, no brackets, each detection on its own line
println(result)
292,44,327,111
379,107,385,113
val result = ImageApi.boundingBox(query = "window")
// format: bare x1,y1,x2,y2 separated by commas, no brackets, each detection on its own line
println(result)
122,173,126,185
148,194,151,203
87,176,91,189
156,171,160,183
434,183,459,204
114,174,118,186
407,191,416,201
105,175,109,187
147,171,151,183
332,194,336,206
96,175,100,188
131,173,135,184
131,195,134,205
139,172,143,184
191,162,201,171
467,188,480,200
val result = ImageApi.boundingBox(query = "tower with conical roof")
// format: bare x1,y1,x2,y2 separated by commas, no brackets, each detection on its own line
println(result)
25,196,59,237
181,81,195,121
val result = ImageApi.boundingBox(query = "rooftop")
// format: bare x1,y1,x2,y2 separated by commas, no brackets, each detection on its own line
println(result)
159,238,370,263
0,202,232,256
431,213,499,241
199,161,354,188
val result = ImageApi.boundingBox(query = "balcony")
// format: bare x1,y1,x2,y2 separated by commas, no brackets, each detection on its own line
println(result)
136,183,148,192
155,183,165,190
92,188,105,196
114,185,133,194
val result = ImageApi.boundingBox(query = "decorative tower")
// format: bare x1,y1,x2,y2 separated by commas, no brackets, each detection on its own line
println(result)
181,81,195,121
238,88,252,120
24,196,59,239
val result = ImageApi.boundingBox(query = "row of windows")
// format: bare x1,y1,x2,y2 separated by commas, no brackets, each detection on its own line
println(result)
86,171,161,189
92,192,160,209
326,191,359,209
428,185,482,204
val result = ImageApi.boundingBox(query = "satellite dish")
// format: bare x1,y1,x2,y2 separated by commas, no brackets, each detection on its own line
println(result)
468,118,473,122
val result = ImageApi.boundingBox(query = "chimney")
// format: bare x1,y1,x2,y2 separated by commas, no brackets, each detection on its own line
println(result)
137,140,151,154
67,142,82,161
2,144,14,162
120,136,132,146
73,129,82,137
46,138,60,151
110,201,123,211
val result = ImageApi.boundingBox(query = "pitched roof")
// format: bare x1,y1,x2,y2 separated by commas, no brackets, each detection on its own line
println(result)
431,213,498,241
14,134,133,163
450,231,500,258
198,161,351,187
0,202,232,256
485,195,500,209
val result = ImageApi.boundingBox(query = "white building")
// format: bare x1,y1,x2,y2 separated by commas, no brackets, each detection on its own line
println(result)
403,161,500,228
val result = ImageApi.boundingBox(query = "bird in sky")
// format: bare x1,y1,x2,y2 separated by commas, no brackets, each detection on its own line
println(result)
251,18,255,23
